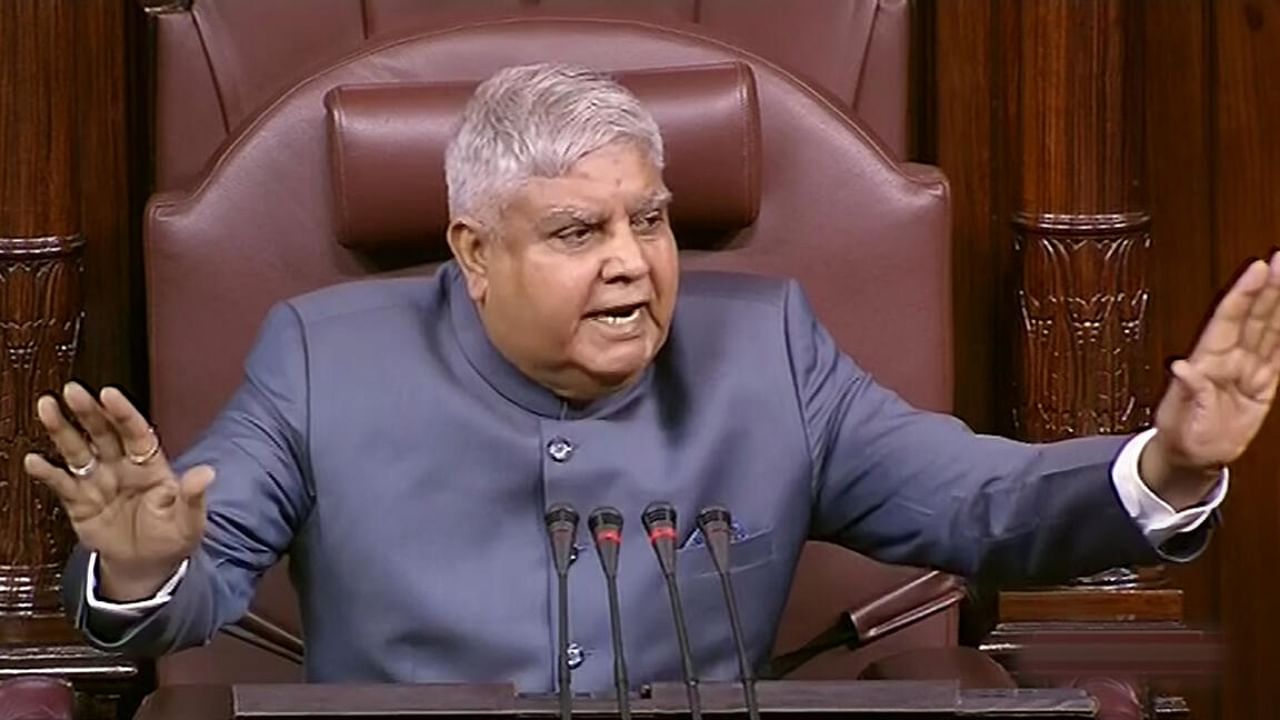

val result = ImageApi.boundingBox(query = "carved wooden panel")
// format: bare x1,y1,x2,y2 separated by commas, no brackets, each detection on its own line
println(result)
0,237,84,613
1013,213,1152,441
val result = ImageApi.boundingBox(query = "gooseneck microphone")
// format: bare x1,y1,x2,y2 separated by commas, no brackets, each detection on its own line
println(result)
544,503,579,720
696,507,760,720
641,501,703,720
588,507,632,720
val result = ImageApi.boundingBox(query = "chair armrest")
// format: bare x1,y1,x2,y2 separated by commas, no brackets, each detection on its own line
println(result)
850,570,966,643
222,611,304,666
767,570,966,678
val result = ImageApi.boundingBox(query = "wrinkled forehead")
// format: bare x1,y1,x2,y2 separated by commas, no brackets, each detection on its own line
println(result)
505,142,670,220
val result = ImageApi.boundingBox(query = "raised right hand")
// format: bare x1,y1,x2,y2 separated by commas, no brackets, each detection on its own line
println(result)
23,382,214,601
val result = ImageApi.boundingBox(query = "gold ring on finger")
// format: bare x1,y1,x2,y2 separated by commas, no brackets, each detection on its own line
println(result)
68,456,98,478
126,428,161,466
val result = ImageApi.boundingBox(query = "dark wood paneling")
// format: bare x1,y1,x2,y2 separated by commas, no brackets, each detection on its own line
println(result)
0,1,77,234
1141,4,1218,712
74,0,150,397
1016,0,1143,216
1211,2,1280,717
934,0,1016,435
1143,3,1220,717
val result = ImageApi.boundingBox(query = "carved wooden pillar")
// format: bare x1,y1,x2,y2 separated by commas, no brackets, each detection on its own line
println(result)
1012,0,1152,444
0,0,82,627
1,2,150,717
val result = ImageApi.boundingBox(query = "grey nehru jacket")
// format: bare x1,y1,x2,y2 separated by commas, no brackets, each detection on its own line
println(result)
62,261,1199,692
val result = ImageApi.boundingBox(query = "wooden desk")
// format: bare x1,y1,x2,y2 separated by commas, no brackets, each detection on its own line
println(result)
133,680,1099,719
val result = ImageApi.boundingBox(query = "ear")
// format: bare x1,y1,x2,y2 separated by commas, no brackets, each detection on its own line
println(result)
447,217,494,303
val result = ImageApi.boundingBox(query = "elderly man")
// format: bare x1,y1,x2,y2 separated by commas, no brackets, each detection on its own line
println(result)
24,63,1280,692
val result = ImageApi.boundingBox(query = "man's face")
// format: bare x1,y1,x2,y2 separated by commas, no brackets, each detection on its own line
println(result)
451,140,679,401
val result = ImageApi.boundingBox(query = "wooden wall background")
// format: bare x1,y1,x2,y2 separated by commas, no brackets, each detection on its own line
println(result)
1,0,1278,717
919,0,1280,717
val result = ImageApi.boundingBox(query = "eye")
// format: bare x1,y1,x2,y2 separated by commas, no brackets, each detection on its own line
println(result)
553,224,595,246
632,210,665,233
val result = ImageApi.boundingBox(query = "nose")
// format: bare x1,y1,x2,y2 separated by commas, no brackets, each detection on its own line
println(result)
601,224,650,284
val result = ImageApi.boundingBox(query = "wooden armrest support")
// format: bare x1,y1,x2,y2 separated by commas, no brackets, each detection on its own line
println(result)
849,571,966,644
767,571,966,678
223,612,304,665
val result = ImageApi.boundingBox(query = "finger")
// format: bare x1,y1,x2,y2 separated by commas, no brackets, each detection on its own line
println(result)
1242,253,1280,351
36,394,97,472
1258,253,1280,361
1171,359,1215,398
179,465,215,509
22,452,81,503
62,381,124,460
99,386,169,467
1193,259,1270,357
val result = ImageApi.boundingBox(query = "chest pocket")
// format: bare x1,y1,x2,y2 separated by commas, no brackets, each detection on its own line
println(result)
671,530,781,679
675,528,776,579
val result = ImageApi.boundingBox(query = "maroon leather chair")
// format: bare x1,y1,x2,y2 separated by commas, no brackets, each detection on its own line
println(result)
140,13,1001,689
0,677,74,720
148,0,911,196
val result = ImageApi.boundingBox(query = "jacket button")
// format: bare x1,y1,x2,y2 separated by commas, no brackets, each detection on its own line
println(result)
547,437,575,463
566,642,585,669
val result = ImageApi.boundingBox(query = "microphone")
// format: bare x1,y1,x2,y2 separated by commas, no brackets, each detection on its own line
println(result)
588,507,632,720
696,507,760,720
641,501,702,720
544,503,579,720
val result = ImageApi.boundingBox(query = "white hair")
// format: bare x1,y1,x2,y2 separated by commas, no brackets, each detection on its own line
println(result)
444,63,665,221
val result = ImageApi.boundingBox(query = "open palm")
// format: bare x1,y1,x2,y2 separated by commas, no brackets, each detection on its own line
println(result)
1154,252,1280,470
23,383,213,588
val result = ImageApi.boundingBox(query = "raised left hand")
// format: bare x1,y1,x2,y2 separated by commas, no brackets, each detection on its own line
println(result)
1143,251,1280,509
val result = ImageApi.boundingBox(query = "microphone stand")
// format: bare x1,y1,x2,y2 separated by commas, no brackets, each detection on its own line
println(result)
697,507,760,720
588,507,632,720
642,502,703,720
545,503,580,720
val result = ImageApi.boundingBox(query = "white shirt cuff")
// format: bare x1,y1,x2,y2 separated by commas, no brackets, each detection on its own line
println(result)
1112,428,1228,548
85,551,188,618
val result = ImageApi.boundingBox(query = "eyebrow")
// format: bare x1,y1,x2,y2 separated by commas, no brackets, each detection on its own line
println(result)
631,189,674,215
537,207,607,228
536,189,675,228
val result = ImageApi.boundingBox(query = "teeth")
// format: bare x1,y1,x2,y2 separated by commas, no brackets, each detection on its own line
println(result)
595,307,641,325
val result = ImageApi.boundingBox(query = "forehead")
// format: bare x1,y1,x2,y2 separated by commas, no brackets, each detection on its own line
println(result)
511,142,666,216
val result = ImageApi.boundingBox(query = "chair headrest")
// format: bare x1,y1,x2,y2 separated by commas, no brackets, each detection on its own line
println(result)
324,62,761,258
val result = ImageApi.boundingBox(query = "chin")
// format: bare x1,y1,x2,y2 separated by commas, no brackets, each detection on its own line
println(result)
586,363,646,388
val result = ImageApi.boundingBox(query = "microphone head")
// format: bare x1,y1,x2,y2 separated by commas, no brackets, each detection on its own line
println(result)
642,501,677,535
545,503,580,576
696,506,732,533
642,501,678,575
696,506,734,575
588,506,625,536
545,502,580,531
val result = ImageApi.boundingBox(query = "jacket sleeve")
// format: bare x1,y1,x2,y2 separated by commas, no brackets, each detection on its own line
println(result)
784,281,1209,584
63,302,313,656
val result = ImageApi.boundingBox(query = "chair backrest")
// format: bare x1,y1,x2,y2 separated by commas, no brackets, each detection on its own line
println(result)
150,0,911,193
144,16,952,686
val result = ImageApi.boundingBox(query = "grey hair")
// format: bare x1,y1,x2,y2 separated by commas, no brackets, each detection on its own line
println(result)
444,63,665,221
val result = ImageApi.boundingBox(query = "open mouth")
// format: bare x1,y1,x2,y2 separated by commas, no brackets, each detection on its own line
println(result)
587,302,646,326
